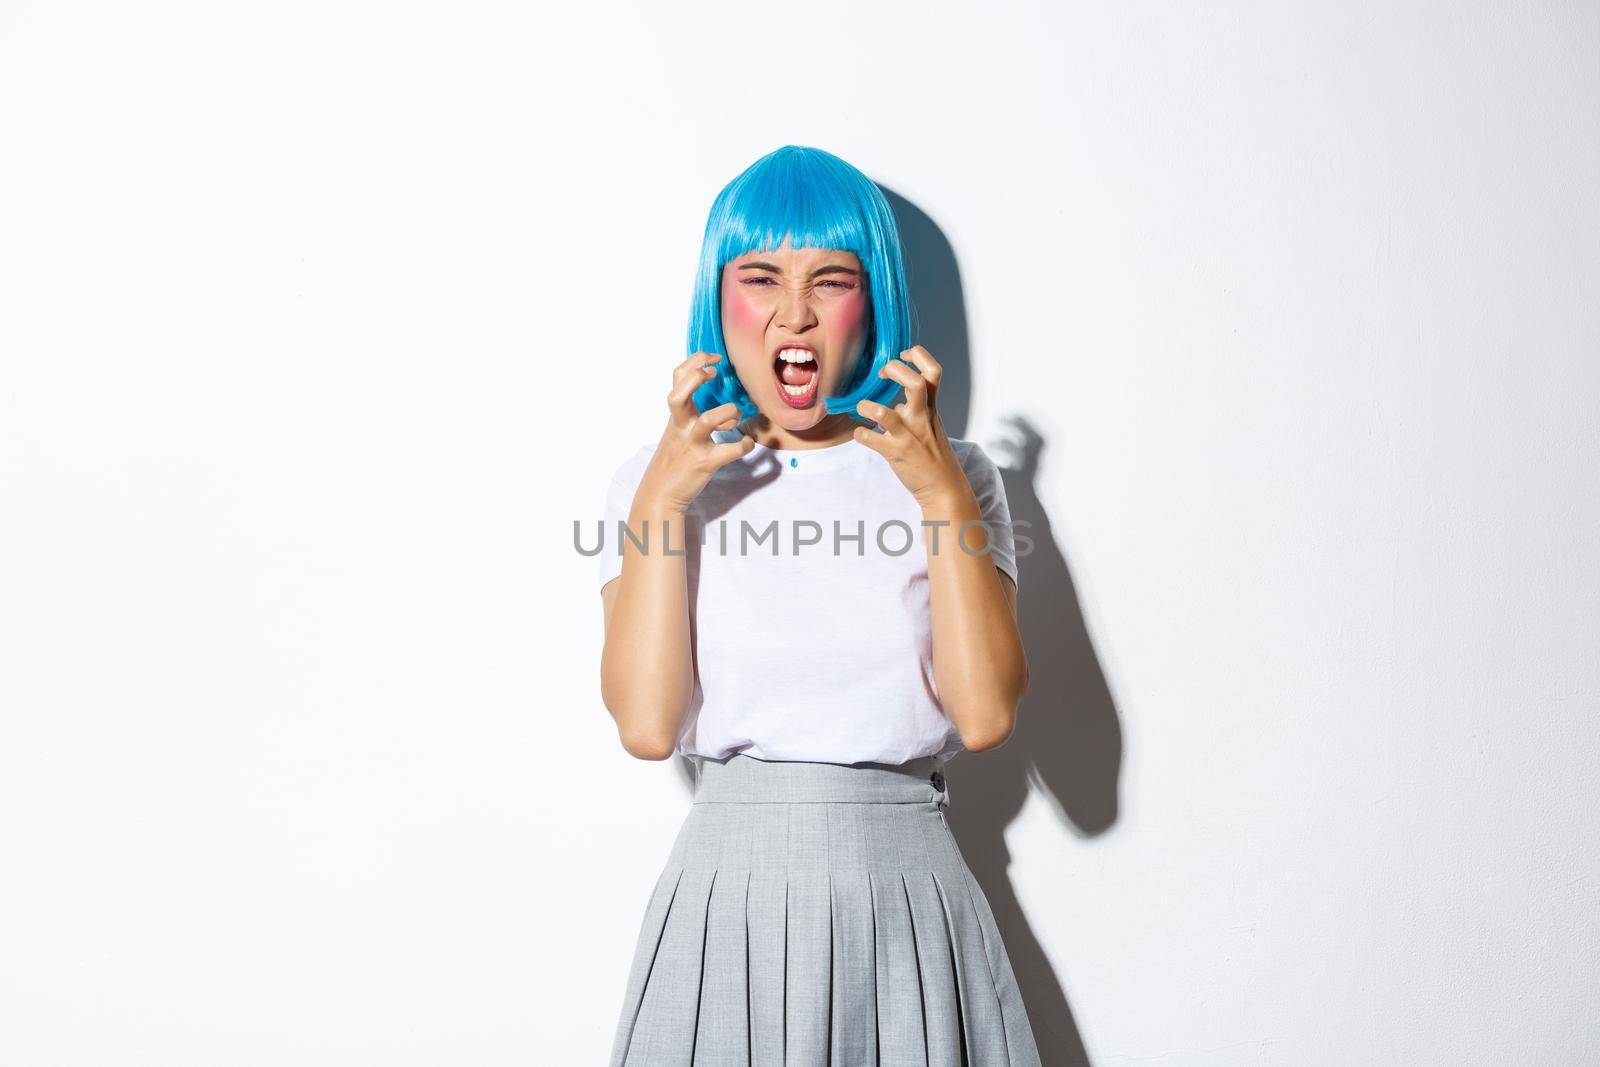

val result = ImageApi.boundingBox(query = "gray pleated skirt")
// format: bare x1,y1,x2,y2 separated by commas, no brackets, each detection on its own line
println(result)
608,753,1042,1066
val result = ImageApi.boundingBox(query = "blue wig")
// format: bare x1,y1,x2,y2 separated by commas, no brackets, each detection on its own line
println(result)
687,145,912,421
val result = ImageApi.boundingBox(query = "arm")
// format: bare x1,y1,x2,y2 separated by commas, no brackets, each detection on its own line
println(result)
919,485,1028,751
598,352,754,760
853,345,1027,753
599,492,695,761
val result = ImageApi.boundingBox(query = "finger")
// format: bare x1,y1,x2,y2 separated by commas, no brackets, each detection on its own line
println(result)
851,422,889,456
671,351,721,388
898,345,942,378
897,346,942,404
706,434,757,467
876,358,928,421
668,352,723,422
856,398,910,436
694,402,743,436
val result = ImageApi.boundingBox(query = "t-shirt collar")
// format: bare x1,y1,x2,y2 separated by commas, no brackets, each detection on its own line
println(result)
744,435,877,472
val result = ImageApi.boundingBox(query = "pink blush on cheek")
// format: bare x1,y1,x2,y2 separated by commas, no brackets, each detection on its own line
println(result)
820,289,869,334
724,287,767,333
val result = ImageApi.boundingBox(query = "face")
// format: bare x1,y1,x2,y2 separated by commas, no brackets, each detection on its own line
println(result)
719,239,871,431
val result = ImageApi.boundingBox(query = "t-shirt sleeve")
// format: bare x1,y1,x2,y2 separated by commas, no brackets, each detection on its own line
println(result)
597,445,653,592
957,441,1018,587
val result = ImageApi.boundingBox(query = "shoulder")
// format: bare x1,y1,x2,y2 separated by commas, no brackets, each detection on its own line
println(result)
947,437,999,475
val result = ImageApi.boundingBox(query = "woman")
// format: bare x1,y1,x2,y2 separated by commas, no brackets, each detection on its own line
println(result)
597,145,1041,1065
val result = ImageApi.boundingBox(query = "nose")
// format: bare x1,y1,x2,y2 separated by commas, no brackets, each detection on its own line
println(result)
774,282,819,333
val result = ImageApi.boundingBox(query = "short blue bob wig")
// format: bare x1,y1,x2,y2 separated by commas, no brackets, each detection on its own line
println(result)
688,145,912,421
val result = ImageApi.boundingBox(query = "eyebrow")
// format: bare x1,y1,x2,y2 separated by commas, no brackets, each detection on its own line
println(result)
735,261,861,278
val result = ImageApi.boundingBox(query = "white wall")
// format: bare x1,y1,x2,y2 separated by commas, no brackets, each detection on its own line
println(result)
2,1,1596,1063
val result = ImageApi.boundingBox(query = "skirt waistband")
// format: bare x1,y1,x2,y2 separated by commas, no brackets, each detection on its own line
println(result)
690,753,950,806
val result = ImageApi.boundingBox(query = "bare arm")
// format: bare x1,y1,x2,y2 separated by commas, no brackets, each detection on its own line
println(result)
853,345,1027,752
599,352,754,760
599,496,695,760
919,487,1028,751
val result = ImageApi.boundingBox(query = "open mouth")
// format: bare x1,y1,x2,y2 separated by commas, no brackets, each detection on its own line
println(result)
772,345,820,408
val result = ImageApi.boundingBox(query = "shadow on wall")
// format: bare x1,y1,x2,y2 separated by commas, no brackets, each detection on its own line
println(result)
671,186,1124,1066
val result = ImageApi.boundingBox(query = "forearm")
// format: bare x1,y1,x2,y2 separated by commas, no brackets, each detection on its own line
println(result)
600,495,696,759
922,486,1028,750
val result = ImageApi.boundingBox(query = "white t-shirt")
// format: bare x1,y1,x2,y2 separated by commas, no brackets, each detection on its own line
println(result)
594,433,1018,766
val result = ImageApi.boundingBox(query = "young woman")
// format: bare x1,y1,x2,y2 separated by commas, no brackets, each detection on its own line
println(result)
597,145,1041,1065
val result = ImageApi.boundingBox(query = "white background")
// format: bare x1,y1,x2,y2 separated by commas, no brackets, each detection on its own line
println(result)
3,1,1597,1063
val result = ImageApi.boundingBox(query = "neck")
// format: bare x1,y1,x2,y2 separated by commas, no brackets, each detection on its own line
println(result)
741,414,859,451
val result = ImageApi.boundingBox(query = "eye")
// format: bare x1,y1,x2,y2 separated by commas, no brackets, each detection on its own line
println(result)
740,277,776,286
819,280,856,290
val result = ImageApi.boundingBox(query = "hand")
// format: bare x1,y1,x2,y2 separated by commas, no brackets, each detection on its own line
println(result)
852,346,973,509
638,352,756,511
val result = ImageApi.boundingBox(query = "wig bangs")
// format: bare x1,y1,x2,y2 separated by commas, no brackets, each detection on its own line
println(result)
687,145,912,422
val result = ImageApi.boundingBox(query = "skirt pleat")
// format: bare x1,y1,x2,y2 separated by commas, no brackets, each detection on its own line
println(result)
870,871,929,1066
620,867,717,1064
695,870,750,1064
785,870,832,1061
608,755,1042,1067
961,866,1041,1061
830,869,877,1063
609,866,682,1062
902,870,965,1065
932,870,1010,1064
747,873,787,1065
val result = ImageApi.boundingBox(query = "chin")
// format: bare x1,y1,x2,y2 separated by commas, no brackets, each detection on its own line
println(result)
763,408,817,430
761,393,834,427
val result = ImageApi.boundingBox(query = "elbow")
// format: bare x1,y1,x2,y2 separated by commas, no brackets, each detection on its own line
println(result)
959,666,1027,753
959,707,1018,753
601,678,685,761
961,723,1014,753
609,702,682,761
617,726,677,761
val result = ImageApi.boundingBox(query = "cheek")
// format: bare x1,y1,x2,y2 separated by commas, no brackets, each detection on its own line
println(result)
723,287,767,334
821,290,870,337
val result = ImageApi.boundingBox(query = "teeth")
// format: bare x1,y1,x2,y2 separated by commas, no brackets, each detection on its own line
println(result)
775,347,817,398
